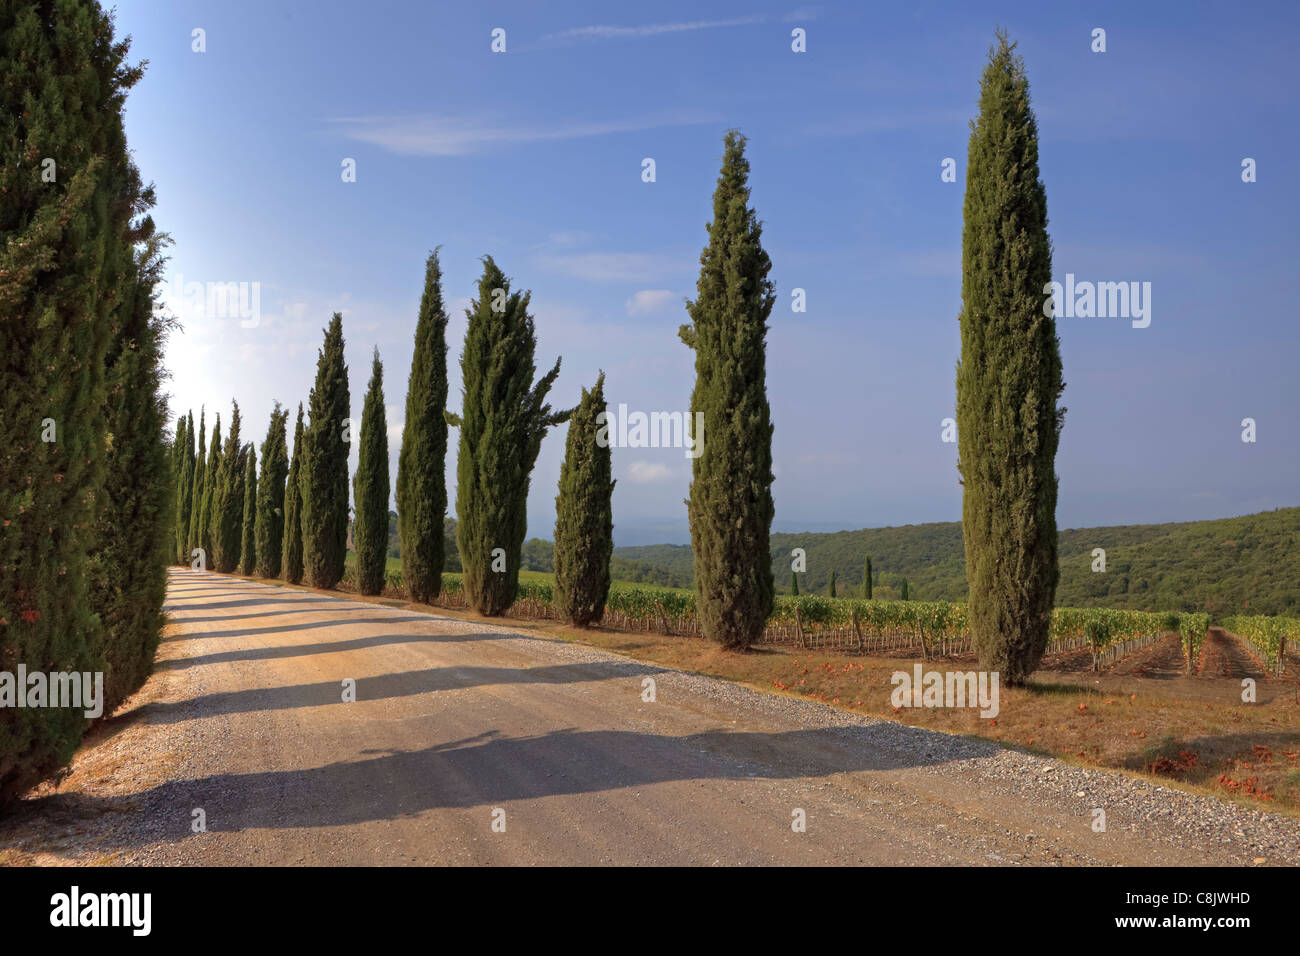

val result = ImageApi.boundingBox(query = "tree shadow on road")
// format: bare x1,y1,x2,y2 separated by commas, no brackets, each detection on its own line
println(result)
22,720,994,847
158,630,512,670
135,659,673,723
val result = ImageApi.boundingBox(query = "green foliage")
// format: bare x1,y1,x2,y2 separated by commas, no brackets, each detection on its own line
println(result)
1178,612,1210,667
352,349,389,596
678,131,776,650
863,557,872,600
442,517,462,572
956,31,1064,685
302,314,351,589
255,403,289,578
791,571,799,596
211,402,245,574
89,235,173,718
396,250,450,603
198,414,221,563
186,409,206,559
553,373,615,625
828,570,837,598
1223,615,1297,674
900,578,909,601
0,0,148,800
281,403,306,584
240,447,257,575
610,507,1300,619
173,413,192,564
447,257,570,615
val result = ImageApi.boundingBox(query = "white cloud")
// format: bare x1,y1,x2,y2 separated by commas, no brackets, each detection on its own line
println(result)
532,231,592,250
535,252,683,284
625,289,677,315
543,17,765,44
624,461,674,484
331,111,715,157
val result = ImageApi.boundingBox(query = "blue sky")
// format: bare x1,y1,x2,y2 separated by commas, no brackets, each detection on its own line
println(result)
115,0,1300,545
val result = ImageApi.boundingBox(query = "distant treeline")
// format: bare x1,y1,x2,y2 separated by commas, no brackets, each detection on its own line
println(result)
604,507,1300,619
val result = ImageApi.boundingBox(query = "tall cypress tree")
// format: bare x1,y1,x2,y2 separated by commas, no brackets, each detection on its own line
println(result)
353,349,389,596
0,0,146,800
863,557,873,600
172,413,189,563
88,232,174,717
446,257,570,615
187,409,206,560
396,250,450,603
678,131,776,651
791,572,799,596
198,413,220,565
241,447,257,575
900,578,910,601
255,403,289,578
212,402,244,574
553,373,615,626
179,411,195,562
829,570,837,598
281,403,306,584
302,314,351,589
956,31,1064,685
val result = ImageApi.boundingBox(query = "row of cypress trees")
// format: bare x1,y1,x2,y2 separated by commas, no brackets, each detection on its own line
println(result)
171,249,618,630
174,27,1063,686
679,32,1065,682
1,2,173,803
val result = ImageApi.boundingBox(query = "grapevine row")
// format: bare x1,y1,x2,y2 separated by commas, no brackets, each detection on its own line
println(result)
341,568,1248,669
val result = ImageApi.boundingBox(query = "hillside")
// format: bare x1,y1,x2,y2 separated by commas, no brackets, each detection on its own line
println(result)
613,507,1300,618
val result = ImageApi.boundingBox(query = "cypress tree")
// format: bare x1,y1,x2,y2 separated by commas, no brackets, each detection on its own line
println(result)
863,557,873,600
446,257,570,615
302,314,351,589
172,413,189,563
88,233,174,717
282,403,306,584
829,570,837,598
791,572,799,596
212,402,244,574
0,0,146,800
179,411,195,562
900,578,910,601
187,409,206,560
241,447,257,575
956,30,1065,685
255,403,289,578
678,131,776,651
353,349,389,596
553,373,615,626
198,413,220,565
396,250,450,603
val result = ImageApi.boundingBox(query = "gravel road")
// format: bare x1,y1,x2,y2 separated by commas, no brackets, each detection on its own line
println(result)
72,569,1300,865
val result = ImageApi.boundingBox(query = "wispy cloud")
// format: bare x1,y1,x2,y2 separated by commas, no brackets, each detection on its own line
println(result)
625,289,678,315
331,111,716,157
536,252,684,284
782,7,822,22
624,461,675,484
803,109,969,137
543,17,765,45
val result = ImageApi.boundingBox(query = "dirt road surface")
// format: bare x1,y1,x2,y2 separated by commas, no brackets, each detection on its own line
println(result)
13,568,1300,866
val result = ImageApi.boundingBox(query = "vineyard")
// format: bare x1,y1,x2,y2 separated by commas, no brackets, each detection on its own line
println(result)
1220,615,1296,675
337,567,1271,673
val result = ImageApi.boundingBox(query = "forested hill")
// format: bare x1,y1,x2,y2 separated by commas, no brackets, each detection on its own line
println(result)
607,507,1300,617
